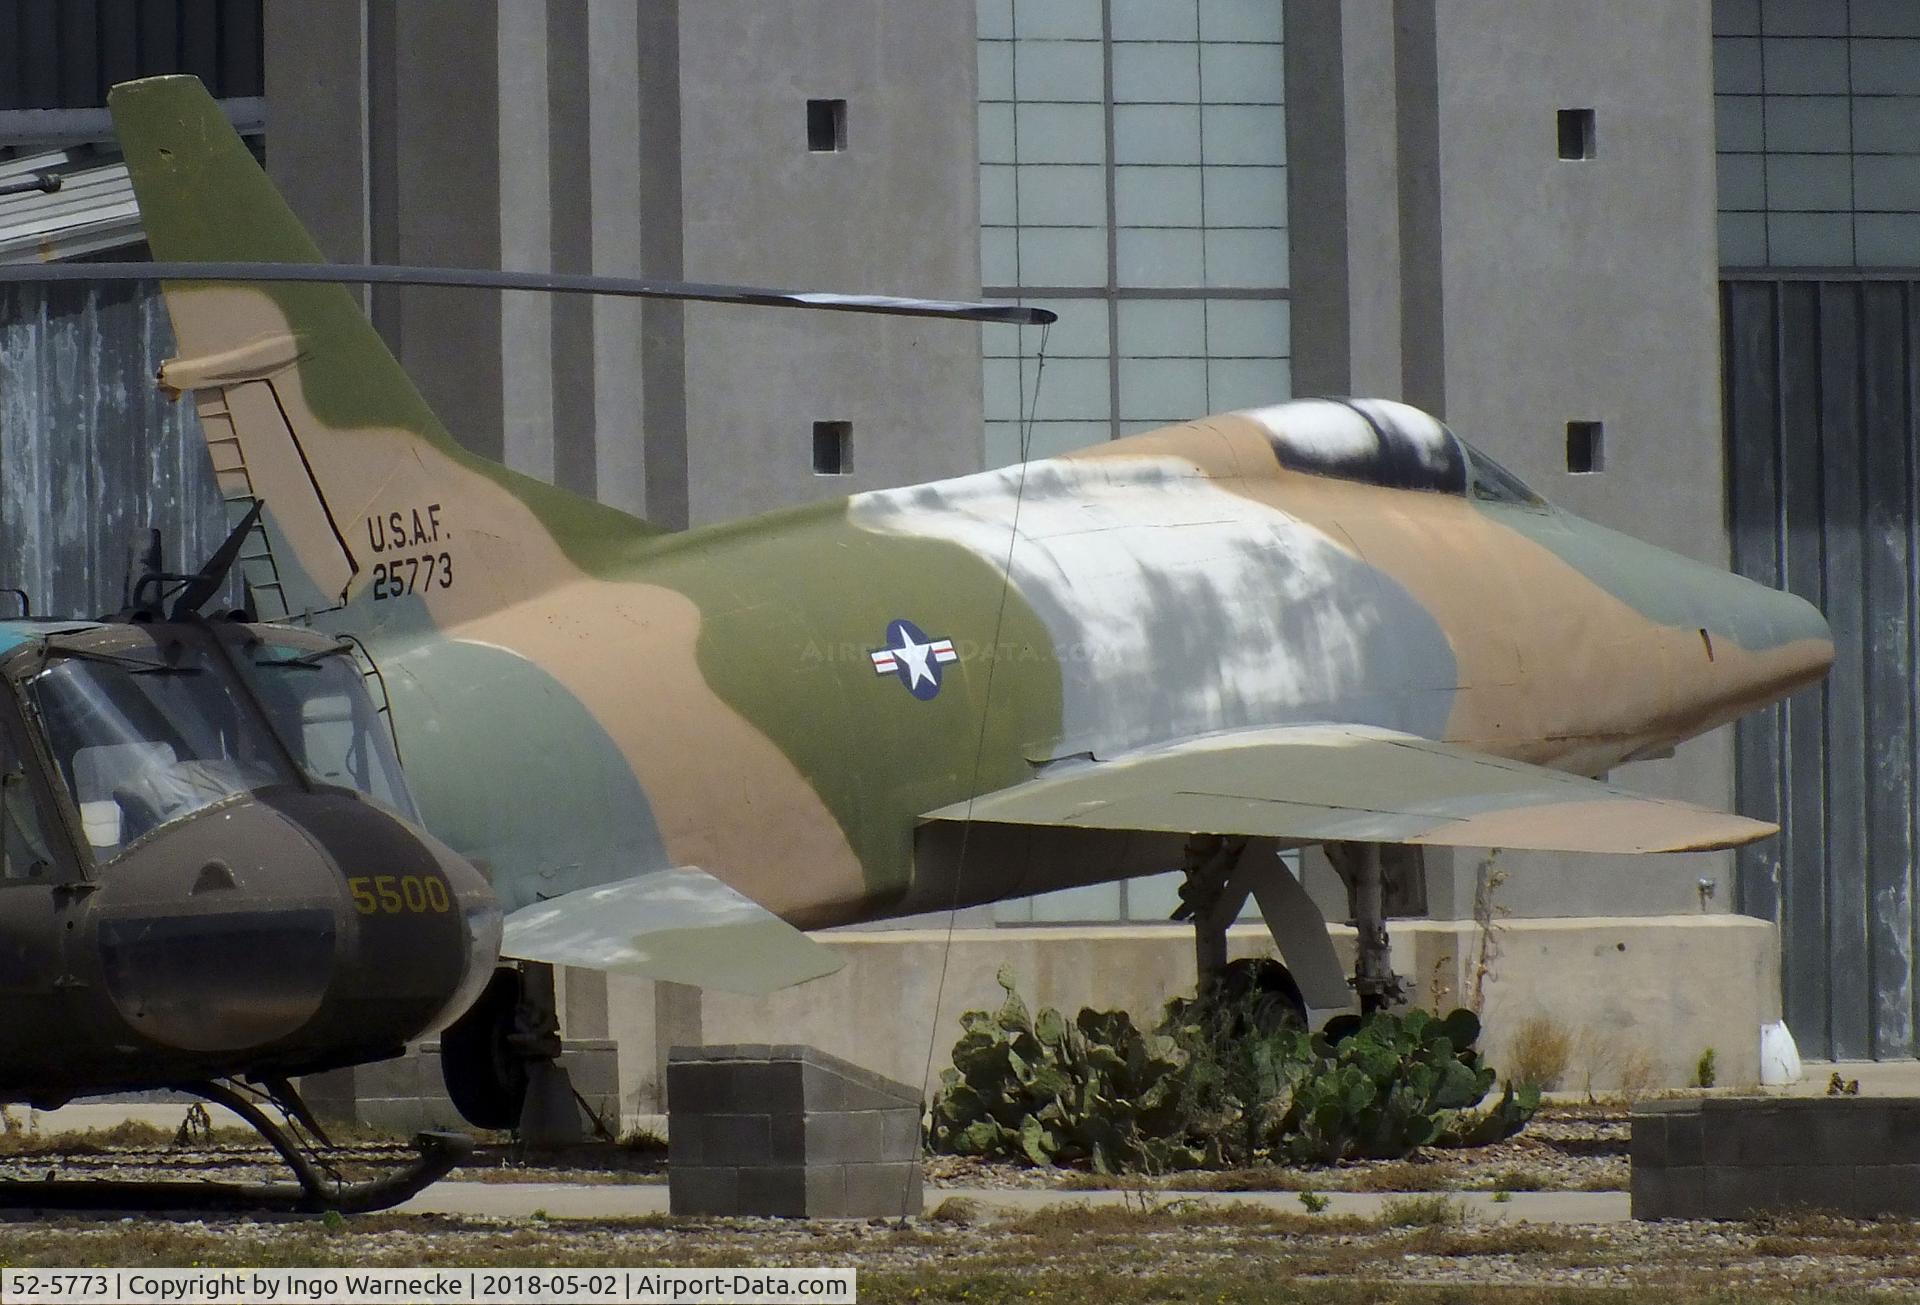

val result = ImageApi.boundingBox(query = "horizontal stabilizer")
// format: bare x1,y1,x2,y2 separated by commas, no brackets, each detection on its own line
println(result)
924,724,1775,854
500,867,845,993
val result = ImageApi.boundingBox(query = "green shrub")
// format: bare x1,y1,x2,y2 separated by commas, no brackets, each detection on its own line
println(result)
1695,1047,1717,1089
927,969,1541,1174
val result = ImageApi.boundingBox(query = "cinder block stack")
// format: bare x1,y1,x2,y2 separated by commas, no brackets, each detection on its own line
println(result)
667,1043,924,1218
1633,1096,1920,1219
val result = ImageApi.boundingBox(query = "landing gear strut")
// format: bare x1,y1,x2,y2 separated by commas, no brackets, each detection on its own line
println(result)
0,1078,470,1213
1325,842,1407,1014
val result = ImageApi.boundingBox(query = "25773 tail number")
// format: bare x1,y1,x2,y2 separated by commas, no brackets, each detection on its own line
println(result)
371,552,452,600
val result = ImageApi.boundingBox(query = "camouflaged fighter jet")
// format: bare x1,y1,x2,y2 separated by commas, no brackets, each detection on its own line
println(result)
40,78,1836,1118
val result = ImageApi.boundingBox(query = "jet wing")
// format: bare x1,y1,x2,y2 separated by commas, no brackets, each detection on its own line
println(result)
923,724,1774,854
500,867,845,993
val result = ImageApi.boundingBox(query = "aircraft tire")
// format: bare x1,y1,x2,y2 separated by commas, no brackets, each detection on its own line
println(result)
440,967,529,1130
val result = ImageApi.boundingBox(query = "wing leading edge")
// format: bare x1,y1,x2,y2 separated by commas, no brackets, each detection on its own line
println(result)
923,724,1774,854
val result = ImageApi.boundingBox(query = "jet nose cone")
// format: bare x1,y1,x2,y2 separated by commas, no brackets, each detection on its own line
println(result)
1768,587,1834,687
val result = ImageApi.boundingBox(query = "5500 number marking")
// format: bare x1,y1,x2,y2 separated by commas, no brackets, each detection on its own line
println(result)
370,552,452,600
348,874,452,915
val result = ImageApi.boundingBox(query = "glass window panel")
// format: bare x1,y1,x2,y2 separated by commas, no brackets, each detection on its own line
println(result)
983,358,1024,420
1760,38,1849,94
1034,298,1112,356
978,0,1014,40
1198,0,1284,43
979,103,1015,164
1018,226,1108,284
990,887,1034,921
985,421,1027,470
1119,357,1210,421
1114,104,1203,163
982,321,1022,358
1762,0,1846,35
1202,104,1287,165
1205,297,1290,356
1719,211,1767,265
1852,38,1920,95
1012,0,1101,40
1112,40,1201,103
1025,356,1112,419
1125,870,1186,921
1115,164,1203,226
1716,95,1762,152
1017,163,1107,224
979,40,1014,100
1025,421,1113,459
1768,211,1853,264
1117,298,1206,357
1029,880,1124,921
1714,0,1760,35
1852,97,1920,153
1203,165,1287,226
1717,153,1765,211
1014,103,1107,164
1205,227,1290,287
1714,37,1762,94
981,164,1016,226
1763,96,1850,153
1117,226,1205,284
1208,357,1290,412
1199,42,1284,104
1014,38,1105,102
1765,153,1851,210
1853,0,1920,37
1119,419,1170,435
1855,155,1920,211
981,227,1018,285
1113,0,1197,41
1855,213,1920,265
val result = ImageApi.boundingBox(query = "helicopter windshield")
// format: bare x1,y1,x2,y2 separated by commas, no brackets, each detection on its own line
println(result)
241,642,416,820
27,646,296,859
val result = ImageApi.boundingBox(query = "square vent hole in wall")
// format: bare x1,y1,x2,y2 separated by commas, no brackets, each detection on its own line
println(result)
1558,108,1595,160
1566,420,1603,474
813,421,852,475
807,99,847,152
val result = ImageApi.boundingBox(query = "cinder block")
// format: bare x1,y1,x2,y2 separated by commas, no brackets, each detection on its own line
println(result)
1705,1164,1780,1219
1854,1164,1920,1216
1739,1107,1812,1166
665,1061,737,1115
738,1166,808,1218
1703,1114,1740,1167
805,1164,849,1218
806,1110,884,1164
768,1114,807,1166
1667,1111,1703,1168
1629,1112,1667,1168
670,1166,739,1216
1806,1105,1893,1168
880,1107,923,1160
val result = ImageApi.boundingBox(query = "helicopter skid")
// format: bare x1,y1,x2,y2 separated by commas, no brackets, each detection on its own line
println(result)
0,1082,471,1215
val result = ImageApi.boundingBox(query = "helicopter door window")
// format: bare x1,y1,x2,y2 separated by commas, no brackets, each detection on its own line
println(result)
243,647,418,819
0,736,54,882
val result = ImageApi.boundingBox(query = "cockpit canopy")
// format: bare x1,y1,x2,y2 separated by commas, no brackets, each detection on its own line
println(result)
1242,398,1543,506
11,623,415,862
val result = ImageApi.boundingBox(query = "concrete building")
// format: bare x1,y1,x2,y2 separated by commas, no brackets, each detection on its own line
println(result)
5,0,1914,1112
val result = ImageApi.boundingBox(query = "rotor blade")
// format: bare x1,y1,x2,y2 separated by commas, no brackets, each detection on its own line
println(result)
0,261,1057,326
170,498,263,620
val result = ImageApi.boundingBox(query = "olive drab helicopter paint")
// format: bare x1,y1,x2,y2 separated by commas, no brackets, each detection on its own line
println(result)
0,76,1834,1207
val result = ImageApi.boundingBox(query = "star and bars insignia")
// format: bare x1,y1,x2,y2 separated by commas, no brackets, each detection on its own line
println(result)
870,618,958,701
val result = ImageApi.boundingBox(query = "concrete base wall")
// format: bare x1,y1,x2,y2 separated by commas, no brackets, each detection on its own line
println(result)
303,1039,620,1135
581,915,1780,1120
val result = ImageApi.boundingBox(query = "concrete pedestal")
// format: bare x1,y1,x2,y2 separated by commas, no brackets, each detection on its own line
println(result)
667,1044,923,1218
302,1039,619,1135
1632,1096,1920,1219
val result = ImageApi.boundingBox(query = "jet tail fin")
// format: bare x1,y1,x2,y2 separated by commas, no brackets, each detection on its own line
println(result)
109,75,659,624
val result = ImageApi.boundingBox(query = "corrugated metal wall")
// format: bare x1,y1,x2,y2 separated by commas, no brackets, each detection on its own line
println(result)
0,277,232,620
1726,276,1920,1062
0,0,262,110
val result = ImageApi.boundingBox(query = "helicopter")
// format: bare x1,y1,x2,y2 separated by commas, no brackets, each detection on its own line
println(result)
0,510,499,1210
